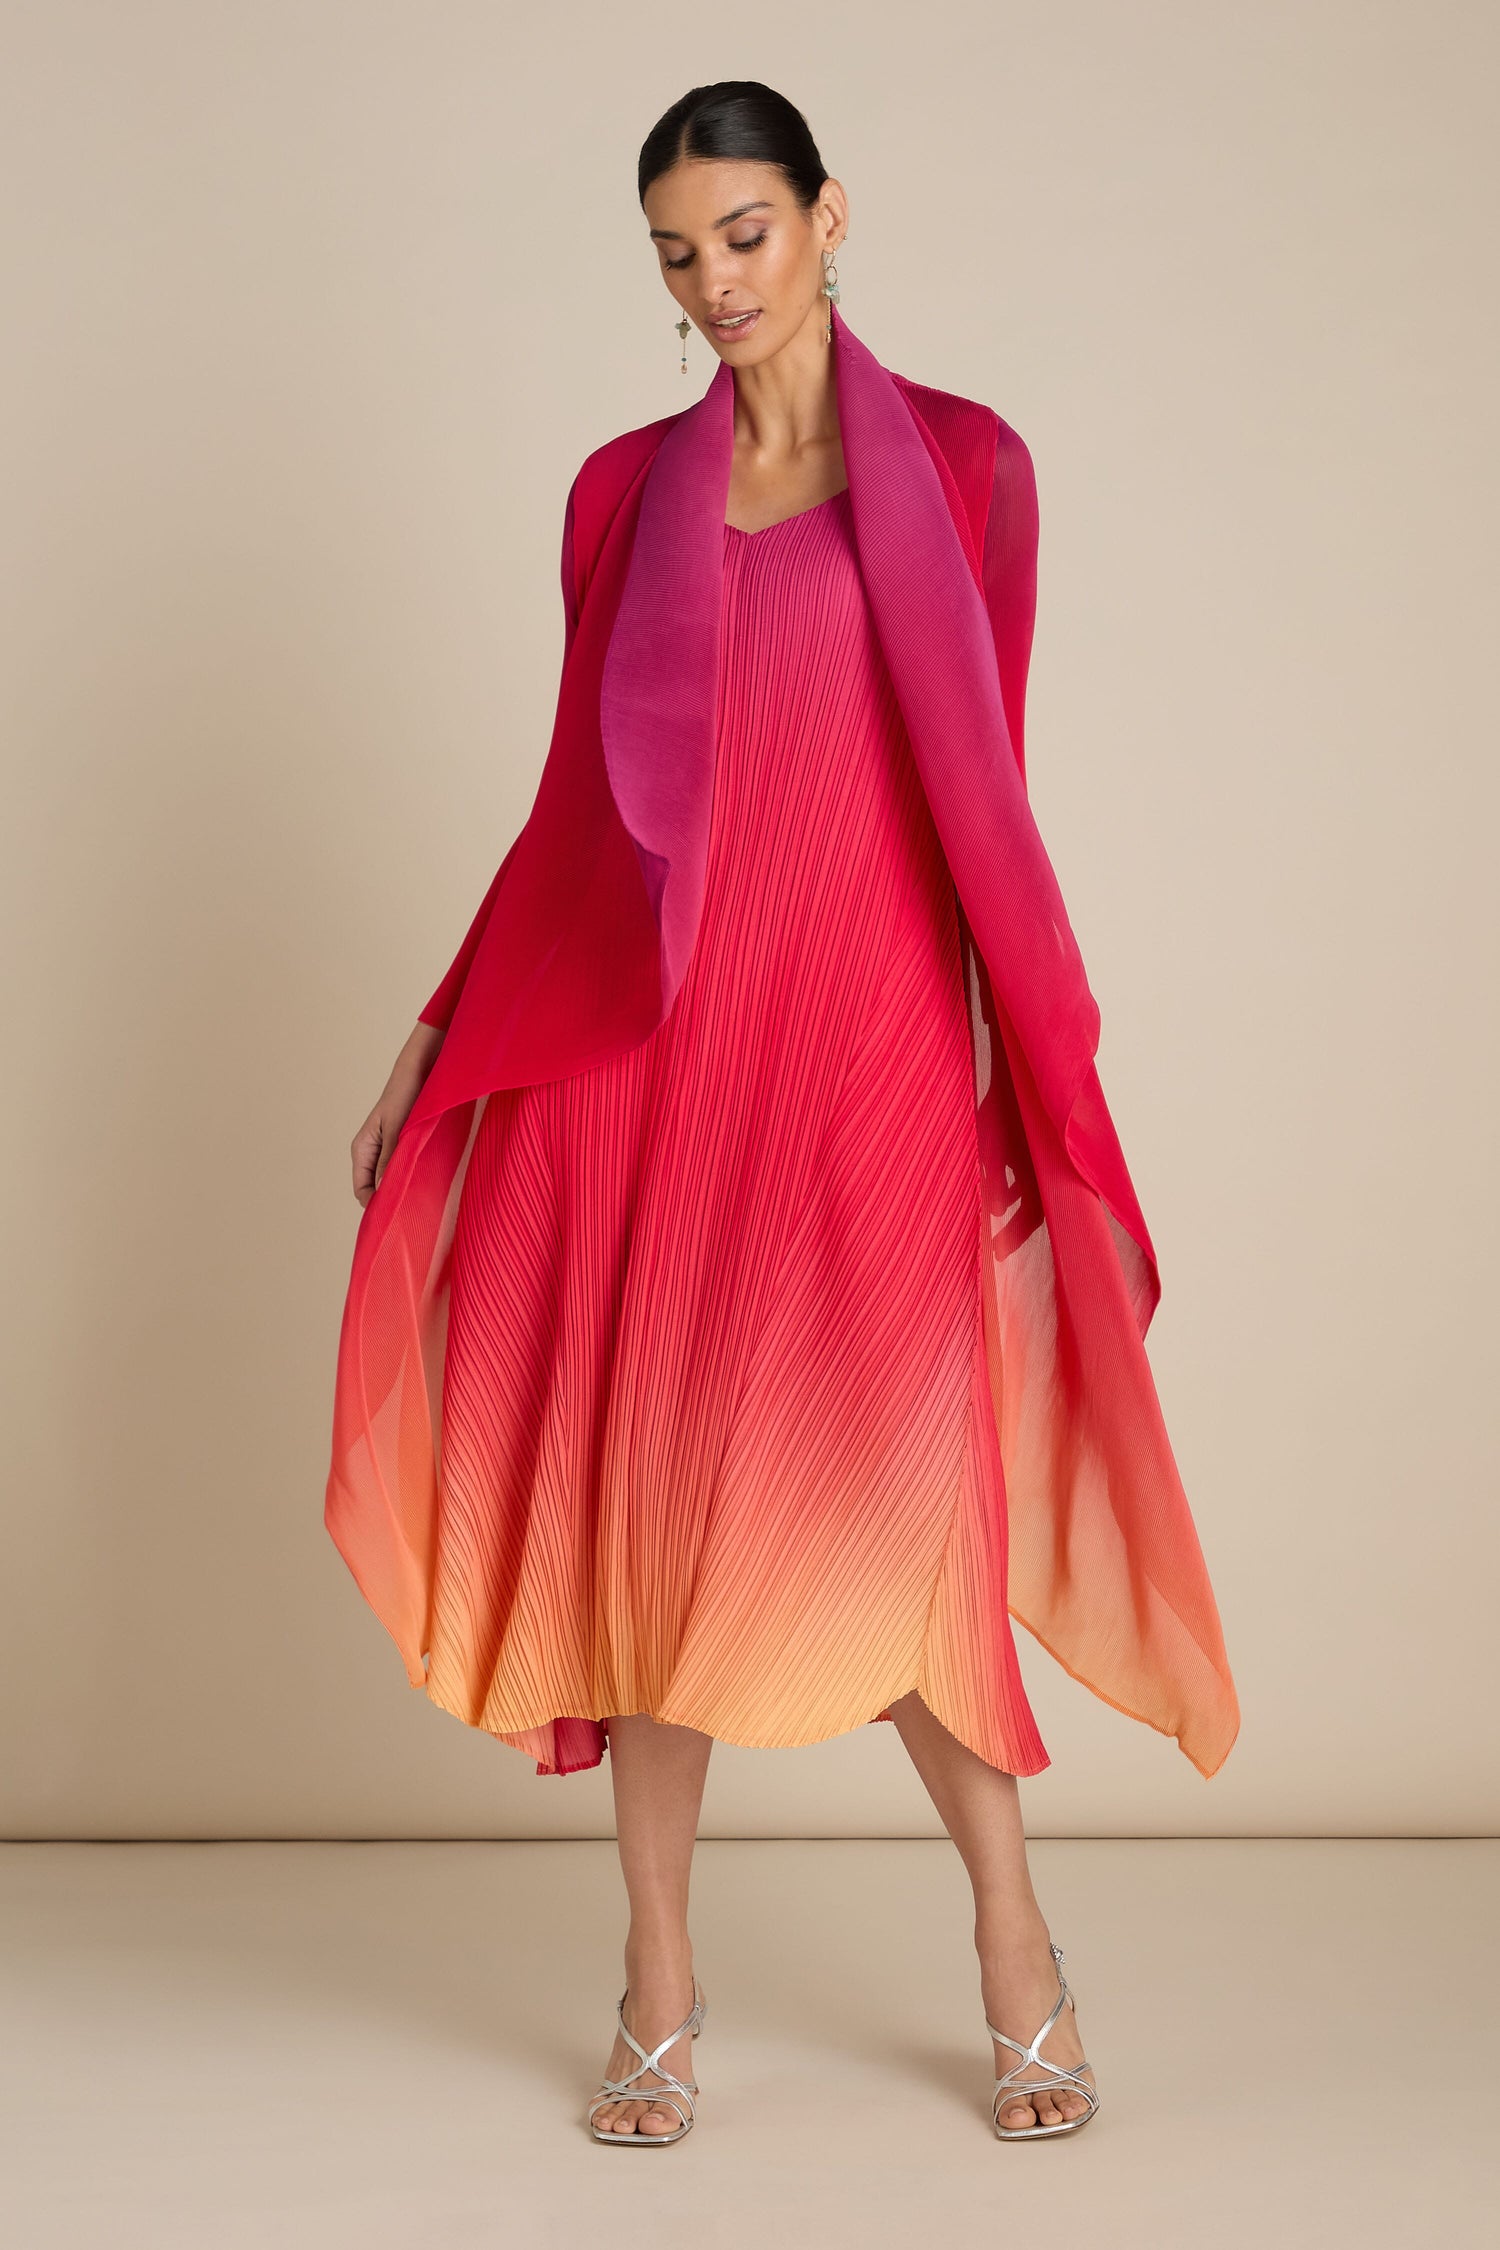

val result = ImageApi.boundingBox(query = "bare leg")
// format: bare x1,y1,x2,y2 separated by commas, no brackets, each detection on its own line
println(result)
888,1691,1095,2129
588,1712,714,2137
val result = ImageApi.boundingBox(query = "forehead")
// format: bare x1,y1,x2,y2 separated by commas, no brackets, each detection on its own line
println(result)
643,158,791,238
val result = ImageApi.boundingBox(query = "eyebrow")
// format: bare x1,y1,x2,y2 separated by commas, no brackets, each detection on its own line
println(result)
648,199,775,242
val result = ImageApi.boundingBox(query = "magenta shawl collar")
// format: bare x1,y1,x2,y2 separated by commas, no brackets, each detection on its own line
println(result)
603,300,1098,1147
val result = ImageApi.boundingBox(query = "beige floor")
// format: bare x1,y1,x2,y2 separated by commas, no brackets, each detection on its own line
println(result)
1,1838,1493,2248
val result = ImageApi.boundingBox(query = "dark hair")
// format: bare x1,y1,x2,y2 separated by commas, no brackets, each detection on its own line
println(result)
638,81,829,210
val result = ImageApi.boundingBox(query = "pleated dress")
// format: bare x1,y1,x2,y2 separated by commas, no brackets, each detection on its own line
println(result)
425,483,1050,1780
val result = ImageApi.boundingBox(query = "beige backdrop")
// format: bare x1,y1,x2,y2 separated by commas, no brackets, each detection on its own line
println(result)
2,0,1494,1840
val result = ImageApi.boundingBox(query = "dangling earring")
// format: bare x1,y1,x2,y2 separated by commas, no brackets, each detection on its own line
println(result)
675,314,691,373
821,247,841,343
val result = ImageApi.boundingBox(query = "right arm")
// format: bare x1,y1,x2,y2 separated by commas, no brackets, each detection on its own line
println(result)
349,1017,446,1208
347,471,585,1207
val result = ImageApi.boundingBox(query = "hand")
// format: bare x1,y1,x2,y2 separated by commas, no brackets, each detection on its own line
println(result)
350,1020,446,1208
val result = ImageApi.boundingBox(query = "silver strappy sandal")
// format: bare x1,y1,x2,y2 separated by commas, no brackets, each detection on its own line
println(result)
586,1978,707,2146
986,1940,1100,2139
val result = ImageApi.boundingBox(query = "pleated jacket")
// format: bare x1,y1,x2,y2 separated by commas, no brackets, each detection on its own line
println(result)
324,301,1241,1780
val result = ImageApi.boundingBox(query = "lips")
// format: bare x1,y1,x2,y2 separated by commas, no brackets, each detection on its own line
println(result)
709,308,762,338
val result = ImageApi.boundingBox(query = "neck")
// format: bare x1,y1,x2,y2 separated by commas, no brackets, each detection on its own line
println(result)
729,299,840,462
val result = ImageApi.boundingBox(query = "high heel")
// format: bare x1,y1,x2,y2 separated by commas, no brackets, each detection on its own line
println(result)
586,1978,707,2146
986,1941,1099,2139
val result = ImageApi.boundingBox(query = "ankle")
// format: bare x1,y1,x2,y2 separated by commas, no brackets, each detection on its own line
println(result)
974,1901,1050,1962
623,1925,694,1978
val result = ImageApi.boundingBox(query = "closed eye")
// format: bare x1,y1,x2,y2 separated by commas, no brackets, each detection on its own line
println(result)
664,230,768,272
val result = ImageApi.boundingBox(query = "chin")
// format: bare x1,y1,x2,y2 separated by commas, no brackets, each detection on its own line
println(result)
714,318,787,365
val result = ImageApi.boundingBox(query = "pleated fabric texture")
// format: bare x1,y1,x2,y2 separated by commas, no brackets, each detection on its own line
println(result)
426,486,1049,1777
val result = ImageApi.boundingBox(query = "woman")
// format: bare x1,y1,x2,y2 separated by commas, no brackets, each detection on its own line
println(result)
327,81,1239,2146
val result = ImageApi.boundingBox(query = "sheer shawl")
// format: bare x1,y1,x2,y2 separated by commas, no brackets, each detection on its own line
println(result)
324,303,1240,1779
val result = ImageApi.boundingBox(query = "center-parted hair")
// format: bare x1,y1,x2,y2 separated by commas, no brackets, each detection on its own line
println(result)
638,81,829,210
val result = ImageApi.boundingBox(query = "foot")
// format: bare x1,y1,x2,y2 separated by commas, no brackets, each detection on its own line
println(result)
978,1914,1096,2132
589,1943,704,2139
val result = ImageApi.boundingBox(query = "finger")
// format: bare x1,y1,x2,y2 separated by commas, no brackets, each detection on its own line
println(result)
373,1120,399,1190
351,1124,382,1203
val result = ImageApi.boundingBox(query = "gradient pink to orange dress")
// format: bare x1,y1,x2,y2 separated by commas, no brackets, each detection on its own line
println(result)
425,484,1050,1778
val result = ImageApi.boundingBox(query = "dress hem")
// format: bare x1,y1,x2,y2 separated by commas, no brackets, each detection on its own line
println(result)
415,1669,1052,1783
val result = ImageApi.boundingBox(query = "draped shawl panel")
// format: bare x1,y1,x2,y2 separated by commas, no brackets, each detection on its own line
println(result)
323,303,1240,1779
